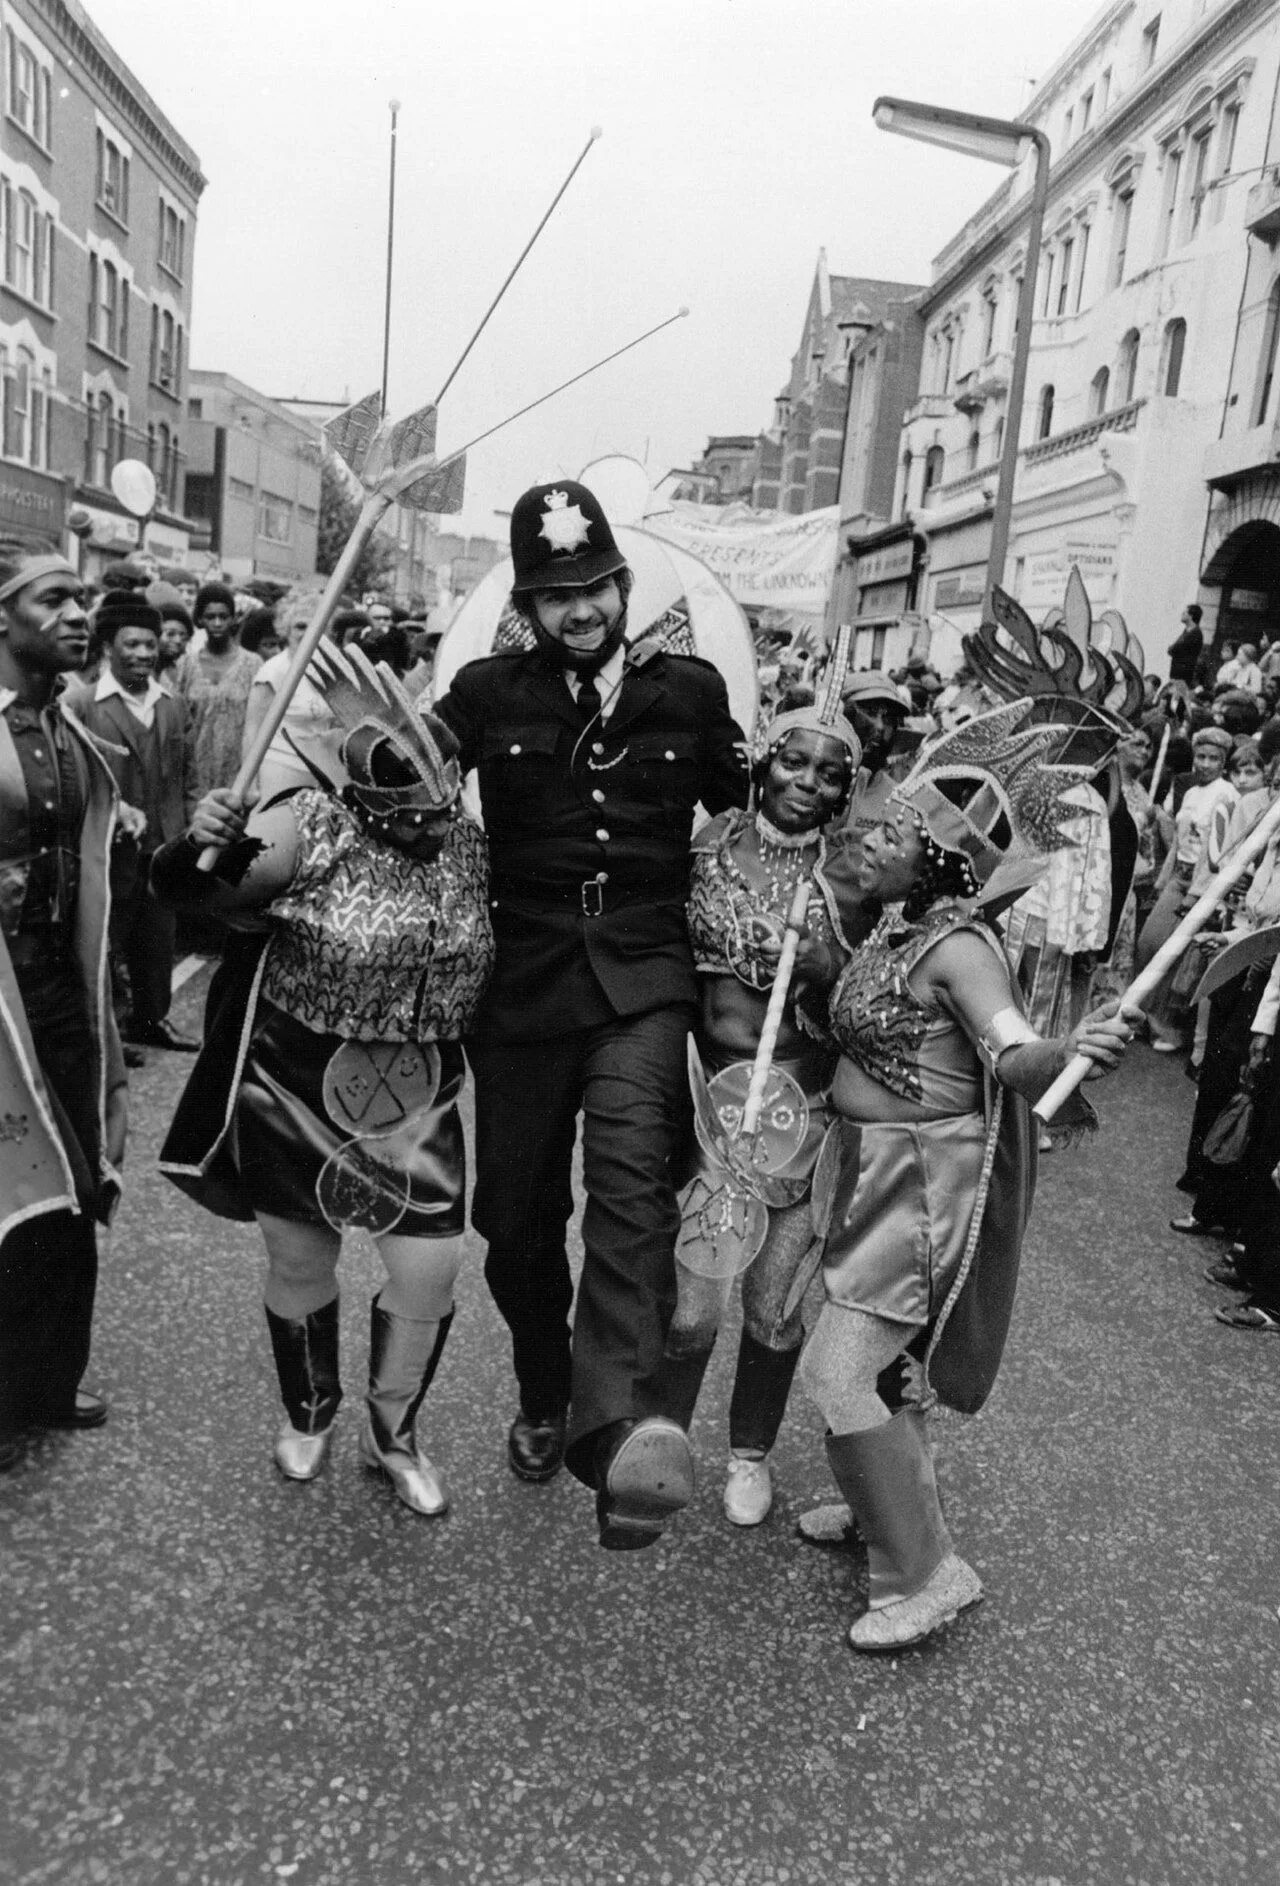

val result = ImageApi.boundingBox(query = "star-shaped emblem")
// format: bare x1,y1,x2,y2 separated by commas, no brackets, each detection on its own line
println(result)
539,489,592,555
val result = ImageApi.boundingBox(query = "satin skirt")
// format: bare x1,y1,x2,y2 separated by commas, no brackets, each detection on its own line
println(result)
818,1112,986,1326
231,1001,465,1237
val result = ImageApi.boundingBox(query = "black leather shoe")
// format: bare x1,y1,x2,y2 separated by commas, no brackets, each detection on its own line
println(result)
39,1389,109,1430
507,1408,566,1483
127,1019,199,1052
595,1416,694,1550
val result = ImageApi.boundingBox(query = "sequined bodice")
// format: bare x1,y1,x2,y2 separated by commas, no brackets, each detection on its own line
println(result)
687,809,841,992
261,791,493,1042
829,902,987,1106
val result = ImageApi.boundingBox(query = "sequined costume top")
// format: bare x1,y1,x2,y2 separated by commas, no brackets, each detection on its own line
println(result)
687,809,844,993
828,901,999,1112
260,791,493,1042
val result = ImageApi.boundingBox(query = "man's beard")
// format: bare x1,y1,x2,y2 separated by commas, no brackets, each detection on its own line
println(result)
530,608,629,675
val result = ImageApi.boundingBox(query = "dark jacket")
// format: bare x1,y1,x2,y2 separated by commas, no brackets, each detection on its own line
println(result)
72,686,196,848
435,644,748,1039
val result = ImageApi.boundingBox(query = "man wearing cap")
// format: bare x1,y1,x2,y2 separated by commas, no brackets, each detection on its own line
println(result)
72,591,199,1053
434,481,749,1548
835,670,911,841
0,544,127,1460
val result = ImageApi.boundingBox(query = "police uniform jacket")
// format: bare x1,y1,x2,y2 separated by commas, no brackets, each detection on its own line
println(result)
435,643,748,1040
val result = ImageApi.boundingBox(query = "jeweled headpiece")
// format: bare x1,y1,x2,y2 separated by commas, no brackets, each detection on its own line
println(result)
755,623,862,769
892,698,1093,906
963,570,1143,772
300,641,460,823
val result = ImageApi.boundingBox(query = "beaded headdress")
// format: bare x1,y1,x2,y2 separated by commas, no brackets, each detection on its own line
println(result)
963,571,1143,772
892,698,1093,907
296,642,461,825
755,623,862,770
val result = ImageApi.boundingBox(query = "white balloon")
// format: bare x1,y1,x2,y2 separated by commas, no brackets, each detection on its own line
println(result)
110,459,157,517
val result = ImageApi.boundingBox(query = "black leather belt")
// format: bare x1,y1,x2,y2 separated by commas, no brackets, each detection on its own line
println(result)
494,873,685,918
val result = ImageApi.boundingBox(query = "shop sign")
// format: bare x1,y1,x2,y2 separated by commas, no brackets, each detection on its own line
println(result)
856,578,909,618
854,539,913,587
932,568,985,611
0,464,66,540
75,502,139,550
1021,536,1117,610
1229,587,1270,612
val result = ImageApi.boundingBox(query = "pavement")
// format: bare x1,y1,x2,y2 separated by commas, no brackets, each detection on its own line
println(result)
3,972,1280,1886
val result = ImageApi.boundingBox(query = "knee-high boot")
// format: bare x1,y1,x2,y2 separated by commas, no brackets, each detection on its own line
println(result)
825,1414,983,1651
359,1296,453,1516
265,1298,343,1482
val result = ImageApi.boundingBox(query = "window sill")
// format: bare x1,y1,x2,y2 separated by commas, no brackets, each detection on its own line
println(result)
94,199,129,237
157,259,185,289
87,338,130,370
149,378,181,404
0,281,55,321
4,113,51,161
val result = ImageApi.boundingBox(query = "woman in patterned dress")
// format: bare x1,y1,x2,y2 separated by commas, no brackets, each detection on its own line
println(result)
171,583,261,797
152,647,493,1517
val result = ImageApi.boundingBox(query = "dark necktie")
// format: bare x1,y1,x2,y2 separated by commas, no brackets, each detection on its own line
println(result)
576,673,602,724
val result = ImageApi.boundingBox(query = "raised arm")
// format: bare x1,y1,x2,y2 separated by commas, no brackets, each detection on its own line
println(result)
151,790,301,915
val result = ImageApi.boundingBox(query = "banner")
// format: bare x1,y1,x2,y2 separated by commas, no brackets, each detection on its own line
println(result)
645,500,840,614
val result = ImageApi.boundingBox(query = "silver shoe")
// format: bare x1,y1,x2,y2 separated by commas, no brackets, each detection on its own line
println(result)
359,1421,448,1516
274,1418,335,1482
847,1553,983,1651
723,1452,773,1526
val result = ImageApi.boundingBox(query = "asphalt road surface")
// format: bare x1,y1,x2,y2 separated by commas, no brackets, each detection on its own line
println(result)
4,967,1278,1886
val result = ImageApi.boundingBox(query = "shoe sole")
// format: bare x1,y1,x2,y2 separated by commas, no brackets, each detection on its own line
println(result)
600,1421,694,1546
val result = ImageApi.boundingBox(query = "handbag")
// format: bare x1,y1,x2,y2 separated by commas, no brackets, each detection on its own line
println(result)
1202,1086,1256,1166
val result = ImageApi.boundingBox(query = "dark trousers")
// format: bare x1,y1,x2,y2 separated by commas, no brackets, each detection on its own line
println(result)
467,1003,696,1485
111,842,175,1030
0,963,100,1432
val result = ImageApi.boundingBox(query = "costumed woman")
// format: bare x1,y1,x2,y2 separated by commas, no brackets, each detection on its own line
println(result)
666,648,869,1527
152,644,493,1515
795,701,1134,1651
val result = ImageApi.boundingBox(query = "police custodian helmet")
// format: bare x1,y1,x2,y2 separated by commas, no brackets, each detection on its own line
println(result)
509,480,629,595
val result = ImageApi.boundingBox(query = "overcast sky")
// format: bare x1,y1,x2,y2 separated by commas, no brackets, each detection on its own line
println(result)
89,0,1105,535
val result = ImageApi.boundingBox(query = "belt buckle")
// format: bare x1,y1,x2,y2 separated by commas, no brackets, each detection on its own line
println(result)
581,875,605,918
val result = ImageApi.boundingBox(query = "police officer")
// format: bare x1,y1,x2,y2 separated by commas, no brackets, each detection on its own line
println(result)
435,481,748,1548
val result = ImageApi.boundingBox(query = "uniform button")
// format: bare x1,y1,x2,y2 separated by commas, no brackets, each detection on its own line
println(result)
592,742,604,755
44,800,54,811
664,749,675,761
591,789,604,803
509,743,521,755
596,828,610,842
33,747,44,760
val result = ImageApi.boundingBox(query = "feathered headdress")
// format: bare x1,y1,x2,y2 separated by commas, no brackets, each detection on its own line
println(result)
964,570,1144,771
755,622,862,769
892,698,1094,908
289,641,460,827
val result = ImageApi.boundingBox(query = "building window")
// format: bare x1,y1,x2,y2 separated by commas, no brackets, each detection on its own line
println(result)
88,253,128,357
899,449,912,518
1099,69,1111,115
1117,328,1141,403
1161,147,1182,256
922,444,945,500
1041,248,1056,318
1063,107,1074,148
5,31,51,149
1079,89,1093,134
228,476,254,500
2,183,54,310
87,389,118,487
1256,282,1280,424
1161,318,1187,396
1056,237,1074,316
981,287,998,358
158,201,186,280
1110,181,1134,286
1073,224,1090,312
1187,126,1212,238
1142,16,1161,70
1037,385,1054,440
149,306,183,395
941,329,955,391
259,492,292,543
966,429,981,471
95,131,130,225
992,417,1005,462
1090,366,1110,416
1219,103,1240,180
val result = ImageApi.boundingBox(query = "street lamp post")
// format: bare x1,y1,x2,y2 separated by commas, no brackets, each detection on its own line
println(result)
873,96,1051,604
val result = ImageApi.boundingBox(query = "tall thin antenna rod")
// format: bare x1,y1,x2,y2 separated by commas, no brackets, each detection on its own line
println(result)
432,126,603,409
436,306,689,465
381,99,401,415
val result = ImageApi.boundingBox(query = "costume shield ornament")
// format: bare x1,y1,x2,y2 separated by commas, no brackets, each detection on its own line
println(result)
316,1041,444,1233
675,1173,769,1281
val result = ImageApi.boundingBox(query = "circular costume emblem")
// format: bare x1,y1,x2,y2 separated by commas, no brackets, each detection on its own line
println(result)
701,1062,809,1179
322,1041,441,1138
675,1174,768,1281
316,1138,412,1234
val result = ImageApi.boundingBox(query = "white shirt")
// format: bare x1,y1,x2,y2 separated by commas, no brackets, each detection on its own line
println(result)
251,646,336,801
95,669,168,730
562,643,627,724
